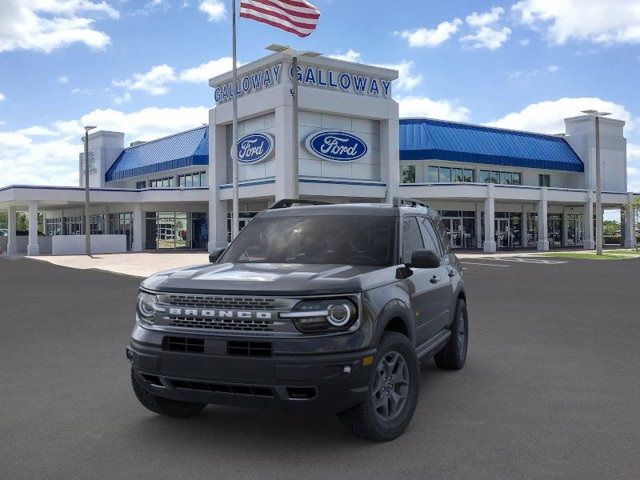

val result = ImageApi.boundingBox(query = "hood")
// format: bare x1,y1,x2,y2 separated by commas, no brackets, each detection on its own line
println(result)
141,262,396,295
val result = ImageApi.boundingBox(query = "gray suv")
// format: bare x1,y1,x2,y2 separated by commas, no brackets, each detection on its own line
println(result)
127,198,468,441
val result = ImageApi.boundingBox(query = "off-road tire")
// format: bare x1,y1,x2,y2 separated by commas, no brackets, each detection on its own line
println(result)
131,369,207,418
337,332,420,442
434,298,468,370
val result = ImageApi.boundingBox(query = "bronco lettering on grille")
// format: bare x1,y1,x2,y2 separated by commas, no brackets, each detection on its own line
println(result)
167,307,273,320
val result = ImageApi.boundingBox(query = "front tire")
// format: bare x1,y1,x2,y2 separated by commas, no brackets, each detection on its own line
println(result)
337,332,420,442
131,370,207,418
434,298,468,370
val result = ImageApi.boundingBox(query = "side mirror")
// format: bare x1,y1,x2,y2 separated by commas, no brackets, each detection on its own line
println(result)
208,247,225,263
410,249,441,269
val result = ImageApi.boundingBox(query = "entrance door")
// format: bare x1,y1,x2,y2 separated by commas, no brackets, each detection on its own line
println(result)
495,219,513,248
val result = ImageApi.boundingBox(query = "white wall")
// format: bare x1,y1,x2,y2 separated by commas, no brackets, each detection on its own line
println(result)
52,234,127,255
565,116,627,193
79,131,125,188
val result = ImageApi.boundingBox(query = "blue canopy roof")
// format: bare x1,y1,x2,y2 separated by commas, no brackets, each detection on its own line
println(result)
399,118,584,172
105,126,209,181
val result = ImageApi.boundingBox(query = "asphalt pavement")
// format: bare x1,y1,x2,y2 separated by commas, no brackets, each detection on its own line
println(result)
0,256,638,480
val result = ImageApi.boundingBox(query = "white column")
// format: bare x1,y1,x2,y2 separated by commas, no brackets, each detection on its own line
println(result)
623,194,636,248
26,201,40,256
537,188,549,251
132,204,143,252
583,195,595,249
274,104,295,201
209,116,231,250
7,206,17,255
474,202,482,249
483,185,496,253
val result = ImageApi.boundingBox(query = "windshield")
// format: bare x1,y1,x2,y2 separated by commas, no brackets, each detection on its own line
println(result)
220,215,397,266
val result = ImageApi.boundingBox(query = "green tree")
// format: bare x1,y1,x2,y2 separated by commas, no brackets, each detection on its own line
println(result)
603,220,620,237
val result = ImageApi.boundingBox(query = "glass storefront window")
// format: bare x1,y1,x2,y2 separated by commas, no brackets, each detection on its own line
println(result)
144,211,207,250
479,170,490,183
401,165,415,183
439,167,452,183
548,214,563,246
512,173,522,185
427,166,439,183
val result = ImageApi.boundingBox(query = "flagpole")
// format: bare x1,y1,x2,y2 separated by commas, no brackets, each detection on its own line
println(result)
291,55,299,200
231,0,240,240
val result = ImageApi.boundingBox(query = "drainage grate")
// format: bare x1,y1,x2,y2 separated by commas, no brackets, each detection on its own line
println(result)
227,341,272,357
170,379,274,397
162,336,205,353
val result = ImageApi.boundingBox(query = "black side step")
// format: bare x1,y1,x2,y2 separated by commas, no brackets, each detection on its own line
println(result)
415,330,451,360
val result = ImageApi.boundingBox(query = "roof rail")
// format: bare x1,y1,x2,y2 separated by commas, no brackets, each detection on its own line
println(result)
392,197,429,209
270,199,331,210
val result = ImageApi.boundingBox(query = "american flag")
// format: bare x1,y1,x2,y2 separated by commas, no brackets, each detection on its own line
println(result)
240,0,321,38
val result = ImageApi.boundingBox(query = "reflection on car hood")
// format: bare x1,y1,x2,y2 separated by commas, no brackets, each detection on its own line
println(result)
141,262,396,295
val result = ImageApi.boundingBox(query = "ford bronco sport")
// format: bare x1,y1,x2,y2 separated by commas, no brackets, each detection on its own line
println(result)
127,198,469,441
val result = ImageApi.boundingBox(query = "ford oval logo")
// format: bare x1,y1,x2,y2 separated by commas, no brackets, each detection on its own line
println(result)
233,133,274,164
305,131,368,162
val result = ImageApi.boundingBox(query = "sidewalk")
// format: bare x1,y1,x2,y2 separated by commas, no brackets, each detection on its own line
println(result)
4,248,626,278
23,252,209,277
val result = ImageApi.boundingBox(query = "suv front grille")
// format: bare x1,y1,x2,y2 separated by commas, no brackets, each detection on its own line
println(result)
166,294,276,310
168,316,275,332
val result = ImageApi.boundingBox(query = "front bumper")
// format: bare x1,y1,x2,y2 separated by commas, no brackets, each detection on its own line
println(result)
127,335,376,415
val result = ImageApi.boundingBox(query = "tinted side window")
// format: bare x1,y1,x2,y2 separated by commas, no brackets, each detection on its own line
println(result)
402,216,424,263
418,217,442,256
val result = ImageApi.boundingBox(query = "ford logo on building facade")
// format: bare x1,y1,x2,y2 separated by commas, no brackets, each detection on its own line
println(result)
234,133,274,164
305,131,368,162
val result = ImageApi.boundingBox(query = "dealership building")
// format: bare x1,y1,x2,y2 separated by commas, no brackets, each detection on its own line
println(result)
0,52,637,256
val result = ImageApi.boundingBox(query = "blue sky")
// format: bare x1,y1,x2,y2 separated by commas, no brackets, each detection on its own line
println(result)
0,0,639,192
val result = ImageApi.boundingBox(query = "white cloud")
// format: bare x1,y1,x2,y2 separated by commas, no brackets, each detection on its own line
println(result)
396,19,462,47
373,60,423,93
112,64,177,95
199,0,225,21
520,38,530,46
397,96,471,122
327,51,422,93
0,92,5,101
328,50,362,63
57,75,69,84
461,26,511,50
0,0,119,54
508,64,560,81
179,57,234,83
485,97,635,134
466,6,504,27
513,0,640,45
0,106,209,187
113,91,131,105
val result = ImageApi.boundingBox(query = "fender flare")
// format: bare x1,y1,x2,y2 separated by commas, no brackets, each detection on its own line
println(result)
373,299,416,346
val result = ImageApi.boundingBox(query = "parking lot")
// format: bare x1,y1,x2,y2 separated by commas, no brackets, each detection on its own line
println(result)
1,256,638,480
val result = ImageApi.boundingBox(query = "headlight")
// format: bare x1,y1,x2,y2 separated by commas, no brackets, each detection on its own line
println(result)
137,291,159,324
281,299,358,333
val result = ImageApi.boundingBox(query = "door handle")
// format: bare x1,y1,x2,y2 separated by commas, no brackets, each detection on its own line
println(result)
448,269,455,278
430,275,440,284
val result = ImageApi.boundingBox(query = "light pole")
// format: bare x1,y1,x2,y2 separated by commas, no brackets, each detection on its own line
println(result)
581,110,610,256
266,44,321,200
83,125,97,256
